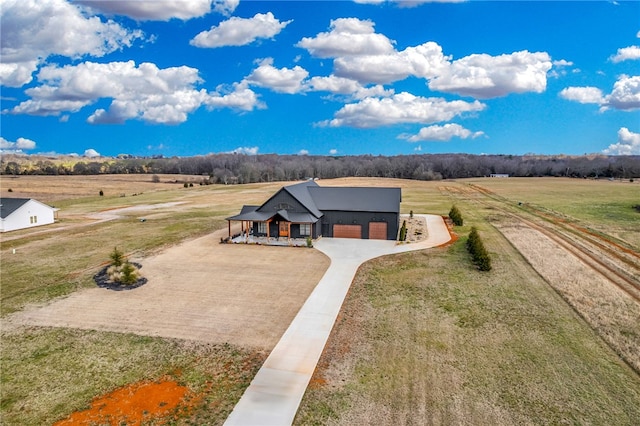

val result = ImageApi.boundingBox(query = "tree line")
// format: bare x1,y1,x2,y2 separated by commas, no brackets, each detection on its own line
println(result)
2,153,639,183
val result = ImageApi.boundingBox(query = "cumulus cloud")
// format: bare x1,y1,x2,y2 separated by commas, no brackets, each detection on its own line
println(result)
5,60,262,124
306,75,393,99
603,127,640,155
605,75,640,110
609,46,640,63
297,18,396,58
560,75,640,111
559,86,605,104
206,82,265,111
76,0,224,21
0,136,37,151
191,12,292,48
319,92,486,128
245,58,309,94
84,148,101,158
0,0,143,87
429,51,552,98
334,42,450,84
329,148,338,155
299,19,550,98
298,149,309,155
230,146,259,155
401,123,485,142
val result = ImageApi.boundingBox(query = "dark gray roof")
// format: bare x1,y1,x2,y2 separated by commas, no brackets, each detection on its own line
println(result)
0,198,31,219
283,180,322,217
309,187,401,213
226,206,319,223
227,181,401,222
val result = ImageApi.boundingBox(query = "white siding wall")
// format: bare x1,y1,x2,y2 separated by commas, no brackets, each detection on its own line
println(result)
0,200,56,232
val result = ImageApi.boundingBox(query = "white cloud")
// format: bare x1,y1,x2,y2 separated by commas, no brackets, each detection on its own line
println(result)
320,92,486,128
298,149,309,155
610,46,640,63
605,75,640,110
402,123,485,142
0,0,143,87
297,18,395,58
5,60,262,124
245,58,309,94
191,12,292,48
603,127,640,155
429,51,552,98
206,82,265,111
0,136,37,151
329,149,338,155
560,75,640,111
334,42,450,84
306,75,393,99
213,0,240,16
230,146,259,155
84,148,101,158
299,19,550,98
559,86,605,104
77,0,221,21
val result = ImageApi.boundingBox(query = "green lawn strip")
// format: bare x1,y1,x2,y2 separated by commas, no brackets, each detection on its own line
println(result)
296,229,640,424
0,327,265,425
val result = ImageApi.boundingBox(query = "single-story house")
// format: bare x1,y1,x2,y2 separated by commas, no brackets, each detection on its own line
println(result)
227,180,401,241
0,198,58,232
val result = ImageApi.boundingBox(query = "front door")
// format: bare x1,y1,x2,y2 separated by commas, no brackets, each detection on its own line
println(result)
279,221,289,237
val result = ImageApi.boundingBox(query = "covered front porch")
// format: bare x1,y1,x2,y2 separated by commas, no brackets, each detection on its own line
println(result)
226,207,319,246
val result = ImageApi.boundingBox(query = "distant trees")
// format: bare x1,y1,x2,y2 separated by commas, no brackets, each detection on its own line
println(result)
2,152,639,182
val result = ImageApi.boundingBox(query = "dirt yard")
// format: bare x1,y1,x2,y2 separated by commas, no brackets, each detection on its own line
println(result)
7,226,330,351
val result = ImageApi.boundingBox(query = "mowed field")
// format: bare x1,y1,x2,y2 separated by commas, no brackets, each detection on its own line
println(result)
1,175,639,425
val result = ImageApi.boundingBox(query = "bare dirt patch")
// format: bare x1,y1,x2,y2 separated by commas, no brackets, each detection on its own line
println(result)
53,379,191,426
7,226,330,351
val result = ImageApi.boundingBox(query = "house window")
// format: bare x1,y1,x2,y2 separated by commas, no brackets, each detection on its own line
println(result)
277,203,292,211
257,222,267,234
299,223,311,236
30,216,38,224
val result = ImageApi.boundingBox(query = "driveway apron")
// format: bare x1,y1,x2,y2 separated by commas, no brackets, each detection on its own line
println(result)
224,215,451,425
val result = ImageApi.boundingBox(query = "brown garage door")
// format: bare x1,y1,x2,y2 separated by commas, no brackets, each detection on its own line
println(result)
368,222,387,240
333,224,362,239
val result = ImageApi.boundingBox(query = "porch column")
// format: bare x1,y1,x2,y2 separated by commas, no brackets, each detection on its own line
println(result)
288,222,291,243
266,219,271,241
228,220,231,238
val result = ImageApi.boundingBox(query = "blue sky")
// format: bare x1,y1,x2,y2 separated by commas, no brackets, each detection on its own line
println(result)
1,0,639,158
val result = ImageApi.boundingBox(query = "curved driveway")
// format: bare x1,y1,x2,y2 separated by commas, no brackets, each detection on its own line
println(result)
224,214,451,426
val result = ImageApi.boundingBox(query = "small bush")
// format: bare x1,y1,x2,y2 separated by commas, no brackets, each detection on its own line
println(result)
466,227,492,271
306,236,313,248
120,262,139,285
409,210,414,219
99,189,104,196
399,220,407,241
183,182,189,188
151,174,160,183
8,188,13,192
110,247,125,267
449,205,463,226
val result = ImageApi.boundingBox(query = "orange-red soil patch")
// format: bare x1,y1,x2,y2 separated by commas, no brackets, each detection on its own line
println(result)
54,379,192,426
437,216,459,248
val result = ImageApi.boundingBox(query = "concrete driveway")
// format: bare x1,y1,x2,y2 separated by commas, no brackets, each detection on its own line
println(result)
224,215,451,426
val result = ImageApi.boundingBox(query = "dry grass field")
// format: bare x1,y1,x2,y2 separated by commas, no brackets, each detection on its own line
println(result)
1,175,639,425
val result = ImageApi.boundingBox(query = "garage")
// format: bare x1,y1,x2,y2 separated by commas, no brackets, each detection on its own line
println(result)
333,224,362,239
368,222,388,240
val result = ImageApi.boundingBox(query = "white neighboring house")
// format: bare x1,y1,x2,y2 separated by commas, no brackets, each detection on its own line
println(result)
0,198,58,232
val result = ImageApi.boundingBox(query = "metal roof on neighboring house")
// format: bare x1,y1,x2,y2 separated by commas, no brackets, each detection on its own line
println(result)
0,198,31,219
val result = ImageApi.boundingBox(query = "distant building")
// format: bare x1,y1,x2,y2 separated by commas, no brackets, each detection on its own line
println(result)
490,174,510,178
227,180,401,241
0,198,57,232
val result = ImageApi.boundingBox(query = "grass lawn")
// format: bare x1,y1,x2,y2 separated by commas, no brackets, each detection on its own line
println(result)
296,228,640,425
2,176,639,424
